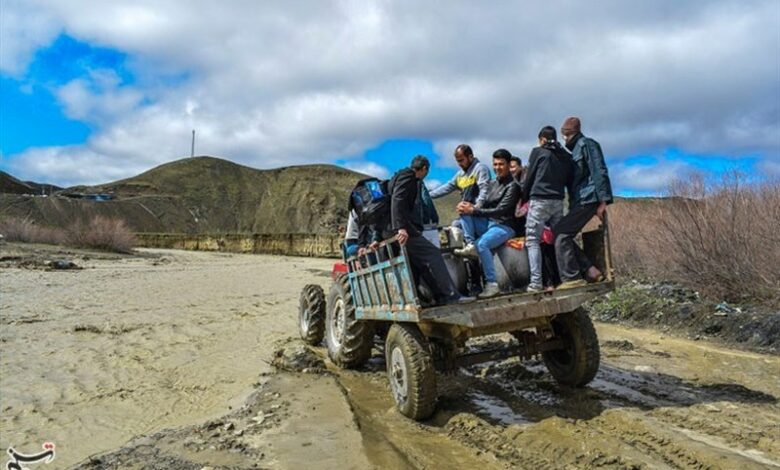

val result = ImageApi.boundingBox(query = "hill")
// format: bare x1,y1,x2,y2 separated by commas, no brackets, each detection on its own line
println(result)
0,156,461,234
0,171,62,195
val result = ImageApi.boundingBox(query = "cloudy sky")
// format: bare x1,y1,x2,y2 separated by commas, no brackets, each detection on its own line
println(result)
1,0,778,194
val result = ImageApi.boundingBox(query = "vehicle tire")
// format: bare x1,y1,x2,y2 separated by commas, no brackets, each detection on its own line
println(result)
326,274,374,368
385,323,437,420
299,284,326,345
542,307,600,387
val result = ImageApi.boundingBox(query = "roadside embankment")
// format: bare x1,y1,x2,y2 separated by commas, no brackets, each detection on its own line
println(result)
134,232,342,258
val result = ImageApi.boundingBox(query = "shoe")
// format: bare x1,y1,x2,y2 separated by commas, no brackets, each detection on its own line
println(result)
526,284,543,293
586,266,605,283
478,282,501,298
439,294,475,305
454,243,478,259
558,279,588,289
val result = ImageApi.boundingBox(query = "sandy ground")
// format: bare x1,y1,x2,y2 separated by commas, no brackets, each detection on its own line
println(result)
1,244,779,469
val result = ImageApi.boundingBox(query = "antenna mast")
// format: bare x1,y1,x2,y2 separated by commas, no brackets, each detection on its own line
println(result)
191,130,196,157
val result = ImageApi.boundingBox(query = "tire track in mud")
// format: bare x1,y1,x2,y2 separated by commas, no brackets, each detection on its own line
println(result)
323,330,780,470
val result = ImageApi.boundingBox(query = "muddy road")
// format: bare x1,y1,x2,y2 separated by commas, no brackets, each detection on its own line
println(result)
1,245,778,469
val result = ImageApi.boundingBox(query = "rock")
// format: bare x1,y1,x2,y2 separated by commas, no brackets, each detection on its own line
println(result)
48,259,80,270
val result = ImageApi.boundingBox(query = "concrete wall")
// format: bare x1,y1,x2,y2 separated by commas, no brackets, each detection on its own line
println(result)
135,233,342,258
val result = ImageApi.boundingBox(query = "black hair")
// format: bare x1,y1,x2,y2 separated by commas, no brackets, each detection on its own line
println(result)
538,125,557,142
492,148,512,163
455,144,473,157
411,155,430,171
510,156,522,167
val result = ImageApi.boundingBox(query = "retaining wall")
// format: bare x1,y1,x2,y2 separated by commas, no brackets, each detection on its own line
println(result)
135,233,342,258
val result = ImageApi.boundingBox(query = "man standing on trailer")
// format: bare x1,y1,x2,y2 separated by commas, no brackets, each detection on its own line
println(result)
554,116,614,289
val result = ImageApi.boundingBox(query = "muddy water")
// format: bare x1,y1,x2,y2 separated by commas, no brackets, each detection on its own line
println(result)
327,325,780,469
0,246,336,468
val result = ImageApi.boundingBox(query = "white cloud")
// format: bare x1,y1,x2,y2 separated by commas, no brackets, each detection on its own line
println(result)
341,161,390,179
2,0,778,191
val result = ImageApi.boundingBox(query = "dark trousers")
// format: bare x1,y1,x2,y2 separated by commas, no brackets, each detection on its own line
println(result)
405,235,459,302
553,203,598,282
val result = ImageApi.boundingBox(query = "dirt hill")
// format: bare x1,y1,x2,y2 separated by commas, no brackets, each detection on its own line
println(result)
0,156,461,234
0,171,61,195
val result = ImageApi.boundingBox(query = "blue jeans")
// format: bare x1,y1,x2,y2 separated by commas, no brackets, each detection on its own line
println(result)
460,215,489,245
476,221,516,283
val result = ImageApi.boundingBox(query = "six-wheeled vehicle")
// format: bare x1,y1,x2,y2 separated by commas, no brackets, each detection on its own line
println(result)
299,216,614,420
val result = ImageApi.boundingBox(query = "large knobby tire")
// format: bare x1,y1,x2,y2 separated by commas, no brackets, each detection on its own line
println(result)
385,323,437,420
326,274,374,369
542,307,600,387
299,284,325,345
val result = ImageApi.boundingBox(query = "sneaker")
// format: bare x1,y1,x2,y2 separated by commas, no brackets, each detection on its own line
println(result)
559,279,588,289
454,243,478,259
526,284,543,293
478,282,501,298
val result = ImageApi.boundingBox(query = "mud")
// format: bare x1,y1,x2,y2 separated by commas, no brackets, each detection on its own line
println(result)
2,245,779,469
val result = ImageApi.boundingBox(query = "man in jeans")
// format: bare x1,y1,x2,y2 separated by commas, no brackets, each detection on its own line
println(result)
429,144,492,249
455,149,522,298
554,117,613,289
522,126,573,292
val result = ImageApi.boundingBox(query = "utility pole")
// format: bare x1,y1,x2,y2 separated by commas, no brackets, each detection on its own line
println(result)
191,129,196,157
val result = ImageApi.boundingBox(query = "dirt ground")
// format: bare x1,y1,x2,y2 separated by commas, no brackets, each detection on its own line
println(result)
1,244,778,469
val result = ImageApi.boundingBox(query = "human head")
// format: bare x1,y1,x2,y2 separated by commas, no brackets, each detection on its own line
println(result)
453,144,474,171
560,116,581,142
492,148,512,179
538,126,557,146
411,155,430,179
509,156,523,178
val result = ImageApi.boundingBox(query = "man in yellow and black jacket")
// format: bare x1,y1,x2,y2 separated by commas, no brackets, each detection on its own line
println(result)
429,144,492,247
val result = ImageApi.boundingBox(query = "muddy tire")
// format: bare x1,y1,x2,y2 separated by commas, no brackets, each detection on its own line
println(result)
542,307,600,387
299,284,326,345
385,323,437,420
326,274,374,368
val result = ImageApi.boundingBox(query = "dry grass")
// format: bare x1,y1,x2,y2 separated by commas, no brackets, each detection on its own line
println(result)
609,173,780,304
66,216,137,253
0,216,136,253
0,218,66,245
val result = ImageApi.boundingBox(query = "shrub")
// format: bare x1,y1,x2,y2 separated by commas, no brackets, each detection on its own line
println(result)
66,216,136,253
0,218,66,245
609,173,780,305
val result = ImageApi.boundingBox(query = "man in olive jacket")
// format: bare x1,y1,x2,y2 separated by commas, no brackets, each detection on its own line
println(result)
554,116,614,288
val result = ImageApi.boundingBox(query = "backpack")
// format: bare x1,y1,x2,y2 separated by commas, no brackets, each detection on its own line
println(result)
349,177,390,226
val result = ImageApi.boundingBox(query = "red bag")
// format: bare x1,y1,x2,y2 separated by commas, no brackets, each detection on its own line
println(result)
541,226,554,245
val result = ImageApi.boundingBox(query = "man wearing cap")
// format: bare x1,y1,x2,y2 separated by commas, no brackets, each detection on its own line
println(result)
554,116,614,289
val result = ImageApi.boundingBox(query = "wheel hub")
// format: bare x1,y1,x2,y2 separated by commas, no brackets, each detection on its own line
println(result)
330,298,346,348
389,347,408,405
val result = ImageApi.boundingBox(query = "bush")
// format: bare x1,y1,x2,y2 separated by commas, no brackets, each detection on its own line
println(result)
0,216,136,253
610,173,780,304
0,218,66,245
66,216,137,253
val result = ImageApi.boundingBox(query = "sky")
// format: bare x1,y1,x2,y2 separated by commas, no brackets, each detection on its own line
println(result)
1,0,778,195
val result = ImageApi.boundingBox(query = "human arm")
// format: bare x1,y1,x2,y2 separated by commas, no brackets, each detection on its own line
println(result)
584,139,613,204
472,183,520,218
521,149,540,203
427,174,457,199
474,163,492,208
390,171,421,238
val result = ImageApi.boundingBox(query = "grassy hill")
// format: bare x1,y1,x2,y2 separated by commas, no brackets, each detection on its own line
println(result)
0,156,461,234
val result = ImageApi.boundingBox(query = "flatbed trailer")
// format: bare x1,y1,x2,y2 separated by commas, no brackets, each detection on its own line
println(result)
298,216,614,420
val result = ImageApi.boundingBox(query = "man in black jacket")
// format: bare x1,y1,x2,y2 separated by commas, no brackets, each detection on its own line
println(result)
554,117,613,289
455,149,522,298
386,156,462,305
522,126,573,292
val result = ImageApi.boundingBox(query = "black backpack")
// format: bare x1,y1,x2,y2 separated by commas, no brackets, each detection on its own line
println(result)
349,177,390,226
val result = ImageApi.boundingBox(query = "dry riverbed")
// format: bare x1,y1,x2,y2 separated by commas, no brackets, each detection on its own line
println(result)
1,244,778,469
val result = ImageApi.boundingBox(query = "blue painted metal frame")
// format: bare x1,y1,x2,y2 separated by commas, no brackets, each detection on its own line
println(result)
343,238,422,322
